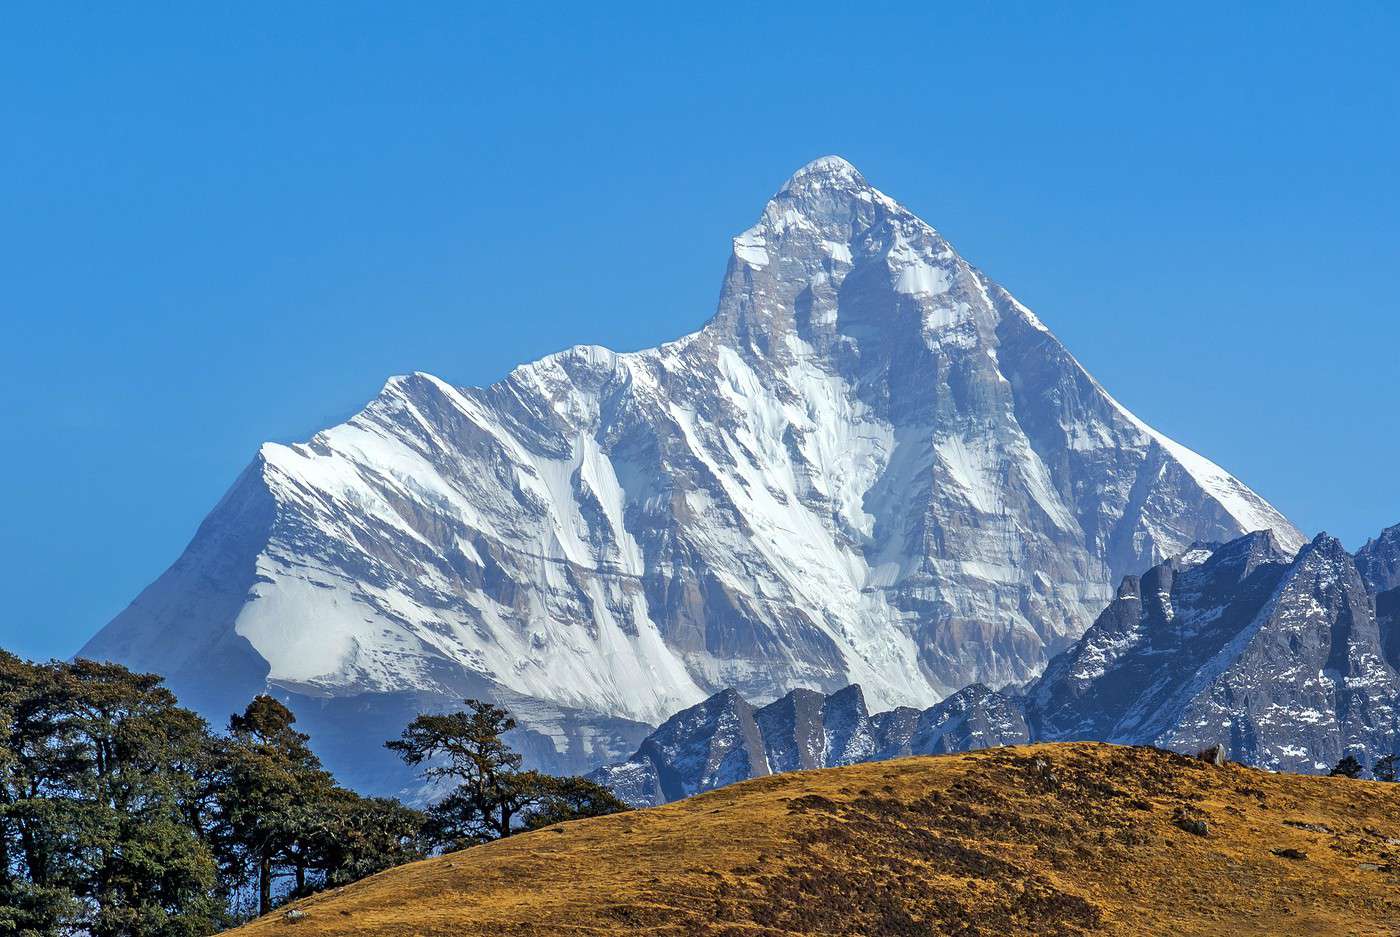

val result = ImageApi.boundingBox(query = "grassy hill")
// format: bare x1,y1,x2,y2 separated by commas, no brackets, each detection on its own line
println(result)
229,743,1400,936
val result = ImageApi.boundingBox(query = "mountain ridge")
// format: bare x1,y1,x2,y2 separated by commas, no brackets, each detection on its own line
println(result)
80,156,1302,790
591,523,1400,806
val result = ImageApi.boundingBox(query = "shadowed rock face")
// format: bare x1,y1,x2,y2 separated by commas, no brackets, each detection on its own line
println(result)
592,682,1029,807
900,683,1032,756
1027,529,1400,773
1357,524,1400,674
1357,524,1400,594
596,523,1400,808
79,157,1300,791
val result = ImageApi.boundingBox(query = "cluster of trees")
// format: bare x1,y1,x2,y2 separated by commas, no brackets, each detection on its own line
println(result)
1329,753,1398,780
0,652,626,936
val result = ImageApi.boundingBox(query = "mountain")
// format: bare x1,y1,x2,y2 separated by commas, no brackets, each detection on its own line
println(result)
79,156,1301,790
1026,528,1400,773
592,681,1029,807
1357,524,1400,680
226,743,1400,937
1356,523,1400,594
594,524,1400,805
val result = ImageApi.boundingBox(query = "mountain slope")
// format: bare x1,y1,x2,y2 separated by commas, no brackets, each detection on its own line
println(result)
1357,523,1400,594
1027,529,1400,772
228,743,1400,937
593,523,1400,807
80,157,1302,786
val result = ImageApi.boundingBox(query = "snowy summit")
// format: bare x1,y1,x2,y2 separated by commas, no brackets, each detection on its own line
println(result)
81,157,1303,791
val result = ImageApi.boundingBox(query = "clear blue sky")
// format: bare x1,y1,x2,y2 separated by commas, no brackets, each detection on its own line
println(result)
3,4,1397,661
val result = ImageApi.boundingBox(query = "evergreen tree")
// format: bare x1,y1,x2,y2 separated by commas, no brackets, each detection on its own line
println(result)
387,700,535,847
1329,754,1365,779
0,652,222,937
1,650,432,933
0,650,79,937
1374,754,1399,783
212,696,336,917
312,791,426,888
387,699,627,850
520,775,631,832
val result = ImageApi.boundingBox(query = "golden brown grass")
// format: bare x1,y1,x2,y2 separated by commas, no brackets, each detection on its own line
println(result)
229,743,1400,936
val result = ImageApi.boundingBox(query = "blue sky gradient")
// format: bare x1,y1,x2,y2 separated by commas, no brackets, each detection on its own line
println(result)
3,3,1397,660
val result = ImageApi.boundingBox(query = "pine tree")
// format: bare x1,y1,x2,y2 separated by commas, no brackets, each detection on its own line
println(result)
0,652,222,937
1373,754,1398,782
1329,754,1364,779
521,775,631,832
387,699,627,851
213,696,337,917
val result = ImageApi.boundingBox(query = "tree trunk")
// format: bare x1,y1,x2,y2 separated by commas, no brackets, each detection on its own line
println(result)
259,850,272,917
0,823,11,893
19,822,44,886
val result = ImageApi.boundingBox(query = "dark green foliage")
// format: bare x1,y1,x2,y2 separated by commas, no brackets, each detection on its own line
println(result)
0,652,428,935
2,653,623,935
387,700,540,848
213,695,339,916
1329,754,1364,779
388,699,628,850
1373,754,1398,782
521,775,632,832
314,792,426,888
212,696,429,916
386,700,522,788
0,651,222,937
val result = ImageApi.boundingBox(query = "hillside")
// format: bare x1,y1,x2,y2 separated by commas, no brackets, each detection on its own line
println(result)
229,743,1400,936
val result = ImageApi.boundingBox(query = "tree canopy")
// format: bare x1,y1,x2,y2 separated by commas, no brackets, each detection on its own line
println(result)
2,655,631,936
1329,754,1365,779
0,651,221,937
388,699,628,850
0,656,427,934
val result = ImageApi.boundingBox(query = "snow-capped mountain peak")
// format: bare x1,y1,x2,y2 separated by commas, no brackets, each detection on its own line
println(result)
80,157,1302,792
781,154,865,188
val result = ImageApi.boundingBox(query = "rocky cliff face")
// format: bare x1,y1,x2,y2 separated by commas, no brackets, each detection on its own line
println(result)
1026,529,1400,773
79,156,1300,791
595,523,1400,807
1356,524,1400,677
1356,524,1400,594
590,682,1030,806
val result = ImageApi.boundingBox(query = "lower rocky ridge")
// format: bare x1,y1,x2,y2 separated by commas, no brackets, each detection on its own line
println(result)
229,743,1400,937
591,683,1031,807
1026,527,1400,774
593,524,1400,806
